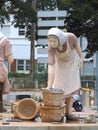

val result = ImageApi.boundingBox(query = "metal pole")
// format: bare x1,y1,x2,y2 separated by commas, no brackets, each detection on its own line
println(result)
96,51,98,112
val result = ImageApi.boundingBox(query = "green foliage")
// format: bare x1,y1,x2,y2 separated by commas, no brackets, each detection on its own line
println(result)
33,69,48,84
0,0,39,24
8,72,27,78
9,0,37,26
57,0,98,58
0,0,10,24
37,0,57,10
0,0,37,39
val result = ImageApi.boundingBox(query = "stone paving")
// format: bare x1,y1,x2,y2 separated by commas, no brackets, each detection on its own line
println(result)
0,101,98,130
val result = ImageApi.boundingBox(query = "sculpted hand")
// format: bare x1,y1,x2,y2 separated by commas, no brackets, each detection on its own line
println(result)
78,58,83,68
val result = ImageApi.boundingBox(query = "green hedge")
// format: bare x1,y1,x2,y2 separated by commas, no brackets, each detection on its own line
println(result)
8,72,27,78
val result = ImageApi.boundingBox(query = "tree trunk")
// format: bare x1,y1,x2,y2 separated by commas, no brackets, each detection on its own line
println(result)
30,23,35,86
29,0,36,88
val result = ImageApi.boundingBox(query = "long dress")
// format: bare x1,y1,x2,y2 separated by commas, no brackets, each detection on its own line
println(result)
0,37,13,94
48,33,81,97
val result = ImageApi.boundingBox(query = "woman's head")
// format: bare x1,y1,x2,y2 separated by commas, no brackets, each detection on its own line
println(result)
48,35,59,48
47,27,67,47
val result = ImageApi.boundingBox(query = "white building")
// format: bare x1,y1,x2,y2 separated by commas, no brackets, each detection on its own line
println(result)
0,15,36,73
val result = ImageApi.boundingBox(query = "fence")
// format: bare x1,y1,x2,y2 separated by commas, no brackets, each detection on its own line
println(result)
81,80,95,89
9,77,46,90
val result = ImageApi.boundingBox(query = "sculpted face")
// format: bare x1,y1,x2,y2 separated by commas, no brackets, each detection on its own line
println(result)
48,35,59,48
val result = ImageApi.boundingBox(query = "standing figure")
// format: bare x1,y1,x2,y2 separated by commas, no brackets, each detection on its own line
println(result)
47,27,83,121
0,31,14,112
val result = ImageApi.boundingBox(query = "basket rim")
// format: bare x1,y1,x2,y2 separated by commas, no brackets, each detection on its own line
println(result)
42,91,64,94
15,98,39,119
17,98,37,104
42,88,64,94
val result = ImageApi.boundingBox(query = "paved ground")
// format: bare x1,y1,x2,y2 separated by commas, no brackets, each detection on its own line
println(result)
2,90,98,124
0,105,98,125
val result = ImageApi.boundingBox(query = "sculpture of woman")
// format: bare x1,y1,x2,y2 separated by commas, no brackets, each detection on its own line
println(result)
0,31,14,112
47,27,83,120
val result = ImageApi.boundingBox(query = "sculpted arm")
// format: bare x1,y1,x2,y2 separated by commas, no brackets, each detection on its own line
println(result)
70,33,83,68
47,42,56,88
47,64,55,88
75,39,83,68
5,39,14,64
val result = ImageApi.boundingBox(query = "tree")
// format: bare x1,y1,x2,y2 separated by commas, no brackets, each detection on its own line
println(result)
36,0,57,10
0,0,10,24
57,0,98,58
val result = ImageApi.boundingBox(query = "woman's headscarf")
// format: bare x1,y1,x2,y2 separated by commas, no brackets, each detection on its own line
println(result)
47,27,67,45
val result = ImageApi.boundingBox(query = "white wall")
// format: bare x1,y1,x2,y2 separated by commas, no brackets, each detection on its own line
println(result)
37,10,67,63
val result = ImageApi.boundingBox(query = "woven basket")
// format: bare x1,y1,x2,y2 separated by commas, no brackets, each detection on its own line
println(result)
12,98,40,120
42,89,64,107
40,105,65,122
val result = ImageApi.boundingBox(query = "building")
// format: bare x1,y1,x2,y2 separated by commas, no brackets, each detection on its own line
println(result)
0,15,35,73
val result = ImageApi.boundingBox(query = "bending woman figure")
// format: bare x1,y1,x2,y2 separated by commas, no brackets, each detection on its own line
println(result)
47,27,83,121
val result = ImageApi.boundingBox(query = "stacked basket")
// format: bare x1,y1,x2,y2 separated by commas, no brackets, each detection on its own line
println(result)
40,88,65,122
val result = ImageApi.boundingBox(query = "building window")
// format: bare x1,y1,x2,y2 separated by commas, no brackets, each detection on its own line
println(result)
17,60,30,72
26,60,30,71
19,25,25,36
18,60,24,71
